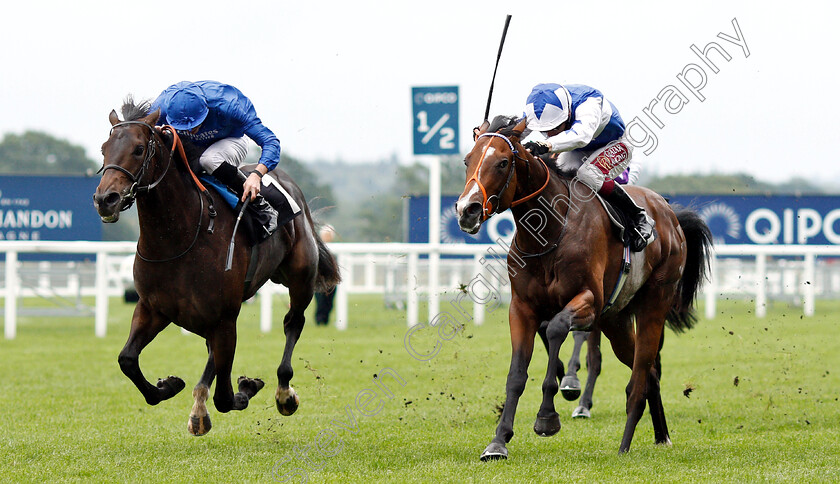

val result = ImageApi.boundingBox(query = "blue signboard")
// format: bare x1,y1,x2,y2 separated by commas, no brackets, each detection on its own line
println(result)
409,195,514,245
412,86,459,155
0,175,102,242
410,194,840,246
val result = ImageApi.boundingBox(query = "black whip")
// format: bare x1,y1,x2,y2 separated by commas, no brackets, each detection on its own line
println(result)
483,14,512,123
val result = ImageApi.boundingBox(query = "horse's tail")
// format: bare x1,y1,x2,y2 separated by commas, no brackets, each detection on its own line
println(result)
666,206,713,333
314,231,341,293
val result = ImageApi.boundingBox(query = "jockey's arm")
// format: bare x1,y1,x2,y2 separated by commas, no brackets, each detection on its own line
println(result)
241,119,281,200
545,97,604,152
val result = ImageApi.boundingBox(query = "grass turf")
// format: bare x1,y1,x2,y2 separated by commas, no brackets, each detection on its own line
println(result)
1,295,838,483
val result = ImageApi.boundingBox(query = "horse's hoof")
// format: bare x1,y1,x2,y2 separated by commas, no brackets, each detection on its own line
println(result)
534,413,561,436
572,406,591,419
559,376,581,401
156,376,186,398
655,436,672,447
480,442,508,461
276,387,300,416
238,376,266,396
188,414,212,436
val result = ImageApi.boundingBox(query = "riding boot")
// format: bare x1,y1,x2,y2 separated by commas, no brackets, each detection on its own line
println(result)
604,184,654,252
211,163,278,239
255,178,301,228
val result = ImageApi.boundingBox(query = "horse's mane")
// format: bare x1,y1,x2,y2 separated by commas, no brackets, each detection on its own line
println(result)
117,95,205,167
121,96,152,122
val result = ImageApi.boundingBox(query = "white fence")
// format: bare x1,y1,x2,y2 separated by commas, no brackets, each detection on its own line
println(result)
3,241,840,339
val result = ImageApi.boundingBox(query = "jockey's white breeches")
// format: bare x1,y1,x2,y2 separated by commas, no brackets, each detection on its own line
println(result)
199,137,249,173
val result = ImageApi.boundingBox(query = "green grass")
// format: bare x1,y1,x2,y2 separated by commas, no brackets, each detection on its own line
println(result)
1,295,839,483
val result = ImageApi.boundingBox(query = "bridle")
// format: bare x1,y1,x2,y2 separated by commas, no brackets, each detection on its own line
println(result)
98,121,217,263
466,132,551,221
99,121,172,211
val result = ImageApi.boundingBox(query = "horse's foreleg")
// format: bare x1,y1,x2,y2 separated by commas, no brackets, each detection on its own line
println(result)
481,299,538,462
210,324,265,414
572,329,602,419
535,309,581,436
188,343,216,436
535,290,595,432
560,331,588,401
537,320,565,390
118,302,184,406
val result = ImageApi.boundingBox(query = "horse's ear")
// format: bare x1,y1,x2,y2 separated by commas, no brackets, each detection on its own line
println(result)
109,110,120,126
144,108,161,126
472,120,490,141
510,118,529,141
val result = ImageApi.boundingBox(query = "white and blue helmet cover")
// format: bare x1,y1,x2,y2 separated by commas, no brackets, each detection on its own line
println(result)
523,83,572,132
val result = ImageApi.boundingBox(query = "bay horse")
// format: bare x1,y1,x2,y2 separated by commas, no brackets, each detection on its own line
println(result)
94,99,340,436
456,116,712,458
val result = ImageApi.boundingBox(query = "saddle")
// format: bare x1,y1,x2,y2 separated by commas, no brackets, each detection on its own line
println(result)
547,153,632,247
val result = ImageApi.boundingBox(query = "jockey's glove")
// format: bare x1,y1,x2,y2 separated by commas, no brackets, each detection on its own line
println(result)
523,141,551,156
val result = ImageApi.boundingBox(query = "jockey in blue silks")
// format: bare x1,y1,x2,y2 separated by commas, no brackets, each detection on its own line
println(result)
150,80,294,237
522,83,653,252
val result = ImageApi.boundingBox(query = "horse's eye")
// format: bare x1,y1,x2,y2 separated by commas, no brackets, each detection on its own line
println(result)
133,145,144,157
499,159,509,169
463,157,469,167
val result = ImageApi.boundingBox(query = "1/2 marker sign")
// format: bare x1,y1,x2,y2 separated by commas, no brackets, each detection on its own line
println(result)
412,86,459,155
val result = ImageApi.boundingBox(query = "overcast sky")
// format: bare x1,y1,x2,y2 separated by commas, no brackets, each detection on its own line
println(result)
1,1,837,183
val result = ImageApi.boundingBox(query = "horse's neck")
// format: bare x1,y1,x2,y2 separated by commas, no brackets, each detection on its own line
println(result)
135,150,197,244
511,158,574,254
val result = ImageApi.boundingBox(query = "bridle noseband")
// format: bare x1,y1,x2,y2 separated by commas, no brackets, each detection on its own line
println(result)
99,120,171,210
466,132,551,221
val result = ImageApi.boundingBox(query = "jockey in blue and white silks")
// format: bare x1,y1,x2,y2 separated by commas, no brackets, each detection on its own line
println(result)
522,83,653,251
150,80,297,237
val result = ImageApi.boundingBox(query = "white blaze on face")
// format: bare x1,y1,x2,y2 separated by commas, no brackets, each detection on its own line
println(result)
456,146,495,217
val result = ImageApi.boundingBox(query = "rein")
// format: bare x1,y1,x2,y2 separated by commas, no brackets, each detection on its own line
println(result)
468,132,551,220
99,121,168,209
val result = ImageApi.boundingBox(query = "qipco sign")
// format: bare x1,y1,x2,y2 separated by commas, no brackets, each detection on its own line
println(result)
669,195,840,245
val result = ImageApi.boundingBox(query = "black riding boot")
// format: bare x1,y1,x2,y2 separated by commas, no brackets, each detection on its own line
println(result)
211,163,278,239
605,184,654,252
255,177,301,228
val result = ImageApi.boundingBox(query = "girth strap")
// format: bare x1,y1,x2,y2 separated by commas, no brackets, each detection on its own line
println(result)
602,245,631,314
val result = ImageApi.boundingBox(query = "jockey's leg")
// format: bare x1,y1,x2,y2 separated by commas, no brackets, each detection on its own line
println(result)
575,140,653,251
255,177,301,228
604,184,654,252
201,137,278,238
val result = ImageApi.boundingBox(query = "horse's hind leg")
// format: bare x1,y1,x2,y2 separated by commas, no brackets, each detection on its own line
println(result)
188,343,216,436
560,331,587,401
572,329,602,419
618,288,671,454
647,332,671,445
118,302,185,405
275,280,313,416
210,322,265,413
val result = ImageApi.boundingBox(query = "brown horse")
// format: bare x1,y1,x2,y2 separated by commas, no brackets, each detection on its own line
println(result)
456,116,712,458
94,99,340,436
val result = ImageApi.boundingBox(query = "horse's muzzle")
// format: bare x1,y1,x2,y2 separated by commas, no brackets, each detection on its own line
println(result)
457,201,483,235
93,190,123,223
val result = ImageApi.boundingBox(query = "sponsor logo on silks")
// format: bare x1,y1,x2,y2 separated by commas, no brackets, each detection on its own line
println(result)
593,143,629,173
